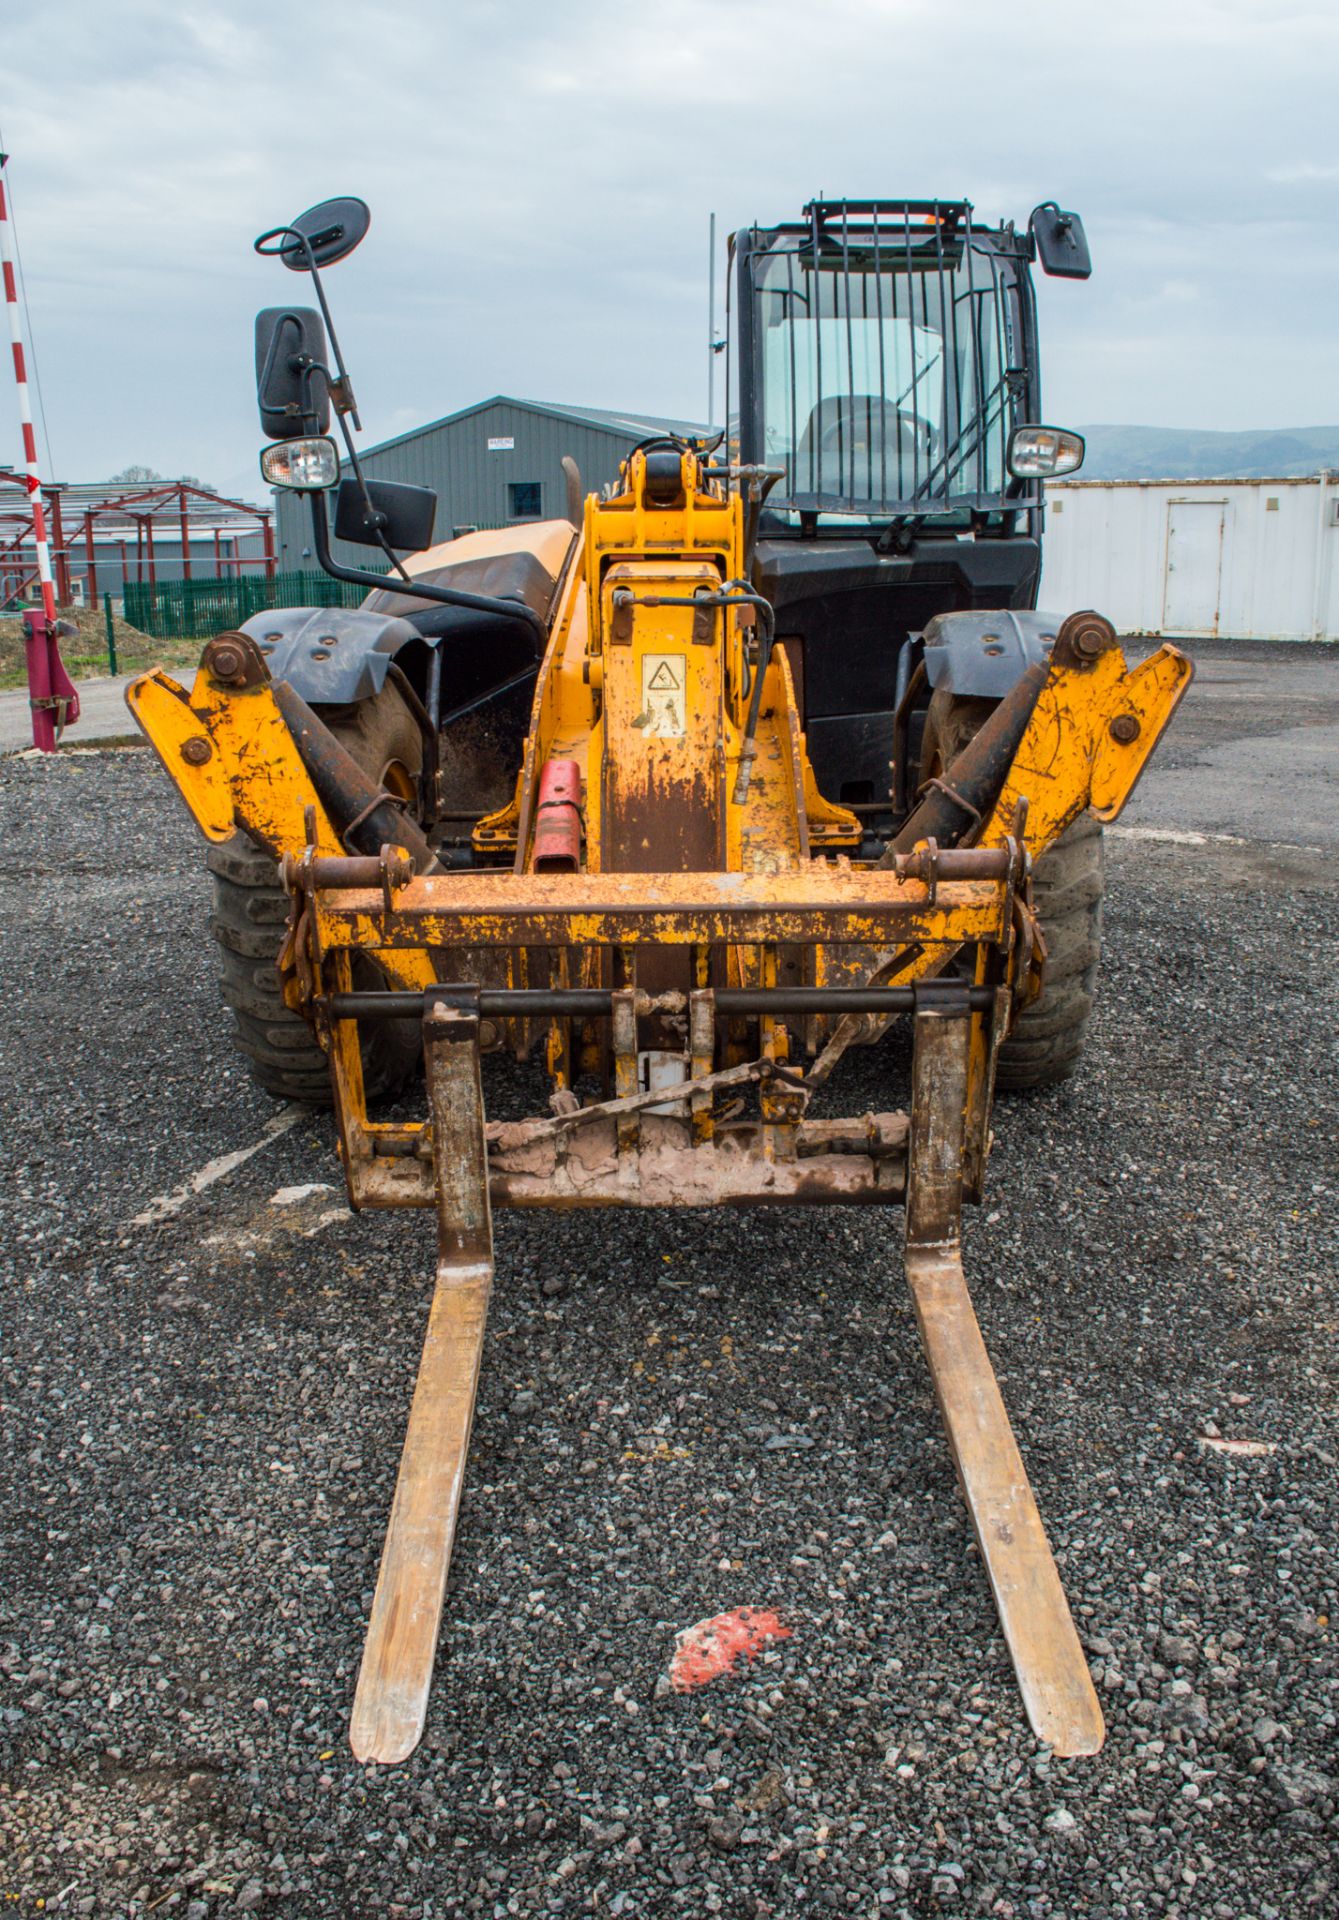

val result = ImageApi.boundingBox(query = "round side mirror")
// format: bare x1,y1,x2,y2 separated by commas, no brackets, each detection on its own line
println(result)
255,196,371,272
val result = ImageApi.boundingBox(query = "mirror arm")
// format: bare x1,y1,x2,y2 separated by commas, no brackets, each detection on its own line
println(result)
306,491,549,648
300,252,361,431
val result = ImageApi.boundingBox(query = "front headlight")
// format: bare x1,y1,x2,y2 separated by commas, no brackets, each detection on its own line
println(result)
1007,425,1085,479
260,435,341,490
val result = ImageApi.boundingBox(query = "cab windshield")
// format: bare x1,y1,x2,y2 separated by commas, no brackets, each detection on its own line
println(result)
752,226,1018,514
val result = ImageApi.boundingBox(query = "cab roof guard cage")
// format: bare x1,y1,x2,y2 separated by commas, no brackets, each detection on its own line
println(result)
740,198,1021,517
803,197,971,233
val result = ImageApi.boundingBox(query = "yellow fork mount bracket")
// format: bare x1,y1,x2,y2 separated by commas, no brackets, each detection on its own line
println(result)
124,656,436,995
981,636,1194,849
906,983,1105,1757
350,1003,495,1766
810,634,1195,1084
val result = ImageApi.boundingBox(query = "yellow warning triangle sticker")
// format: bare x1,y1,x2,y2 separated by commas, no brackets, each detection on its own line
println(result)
648,660,681,691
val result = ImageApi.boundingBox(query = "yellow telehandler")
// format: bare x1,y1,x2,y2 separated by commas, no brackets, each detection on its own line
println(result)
128,193,1191,1766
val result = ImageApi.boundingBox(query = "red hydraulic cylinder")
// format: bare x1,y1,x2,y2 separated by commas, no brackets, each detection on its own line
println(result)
532,759,583,872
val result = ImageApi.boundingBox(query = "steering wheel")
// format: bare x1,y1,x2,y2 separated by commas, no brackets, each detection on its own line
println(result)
815,396,932,472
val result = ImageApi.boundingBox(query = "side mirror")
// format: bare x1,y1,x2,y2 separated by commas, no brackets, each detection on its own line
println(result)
334,475,437,553
1030,204,1092,280
253,196,372,273
255,306,330,440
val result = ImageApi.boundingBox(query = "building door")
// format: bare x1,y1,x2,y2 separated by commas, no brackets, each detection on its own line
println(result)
1163,500,1225,635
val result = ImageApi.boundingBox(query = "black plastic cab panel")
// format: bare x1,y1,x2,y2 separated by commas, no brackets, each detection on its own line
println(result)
752,535,1042,720
805,712,898,806
752,534,1043,806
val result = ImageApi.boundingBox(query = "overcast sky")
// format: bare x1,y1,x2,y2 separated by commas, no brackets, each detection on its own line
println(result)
3,0,1337,502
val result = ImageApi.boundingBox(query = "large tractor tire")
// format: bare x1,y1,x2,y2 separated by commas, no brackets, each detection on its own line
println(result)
206,682,425,1106
919,688,1104,1091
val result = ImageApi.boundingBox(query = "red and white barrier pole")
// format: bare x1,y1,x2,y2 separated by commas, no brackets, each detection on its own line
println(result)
0,151,77,750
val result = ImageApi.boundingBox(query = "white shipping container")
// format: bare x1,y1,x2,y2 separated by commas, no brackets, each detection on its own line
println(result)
1038,473,1339,641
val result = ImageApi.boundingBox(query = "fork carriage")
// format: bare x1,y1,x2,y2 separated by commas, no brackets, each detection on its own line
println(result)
278,833,1106,1766
295,842,1020,1213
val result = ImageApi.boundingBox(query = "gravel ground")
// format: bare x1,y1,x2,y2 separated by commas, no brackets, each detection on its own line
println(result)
1,643,1336,1918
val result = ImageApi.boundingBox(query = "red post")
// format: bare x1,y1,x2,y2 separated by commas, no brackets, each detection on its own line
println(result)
83,510,98,603
262,512,276,579
213,527,221,576
47,487,70,604
3,155,77,746
135,519,143,584
179,490,192,581
146,517,157,588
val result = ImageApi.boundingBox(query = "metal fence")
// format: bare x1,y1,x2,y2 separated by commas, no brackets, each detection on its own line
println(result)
123,569,383,639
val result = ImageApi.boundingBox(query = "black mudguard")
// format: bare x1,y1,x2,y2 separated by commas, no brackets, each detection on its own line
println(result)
920,609,1063,699
238,546,565,714
239,606,421,705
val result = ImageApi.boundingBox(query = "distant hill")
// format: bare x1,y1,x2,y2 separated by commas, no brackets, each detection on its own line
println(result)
1076,424,1339,482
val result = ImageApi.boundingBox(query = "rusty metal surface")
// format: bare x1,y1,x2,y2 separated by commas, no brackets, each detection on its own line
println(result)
306,865,1012,954
348,1006,495,1766
270,680,437,870
903,991,1106,1758
345,1109,909,1212
889,663,1048,858
905,1245,1107,1757
982,641,1194,845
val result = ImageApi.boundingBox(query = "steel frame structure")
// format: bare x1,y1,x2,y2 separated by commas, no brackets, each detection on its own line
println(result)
0,474,275,607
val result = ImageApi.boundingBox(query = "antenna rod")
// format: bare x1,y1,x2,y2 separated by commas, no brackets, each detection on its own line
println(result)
707,211,716,428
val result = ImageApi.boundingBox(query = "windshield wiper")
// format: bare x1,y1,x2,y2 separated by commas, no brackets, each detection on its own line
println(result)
875,513,928,555
910,367,1024,504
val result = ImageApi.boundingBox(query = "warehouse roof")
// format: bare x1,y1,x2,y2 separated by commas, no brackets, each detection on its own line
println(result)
351,395,711,462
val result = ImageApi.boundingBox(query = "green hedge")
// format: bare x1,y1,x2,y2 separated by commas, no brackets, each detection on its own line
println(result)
123,569,384,640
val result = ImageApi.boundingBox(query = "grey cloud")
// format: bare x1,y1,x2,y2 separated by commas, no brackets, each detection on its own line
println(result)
3,0,1336,498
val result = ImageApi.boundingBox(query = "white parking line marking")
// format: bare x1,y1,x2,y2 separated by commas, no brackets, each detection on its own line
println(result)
131,1106,306,1227
270,1181,335,1206
1108,825,1322,854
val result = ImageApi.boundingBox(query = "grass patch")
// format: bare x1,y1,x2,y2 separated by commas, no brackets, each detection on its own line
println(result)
0,609,201,689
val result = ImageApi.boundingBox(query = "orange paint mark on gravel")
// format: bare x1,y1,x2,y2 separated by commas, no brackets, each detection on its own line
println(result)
670,1607,792,1692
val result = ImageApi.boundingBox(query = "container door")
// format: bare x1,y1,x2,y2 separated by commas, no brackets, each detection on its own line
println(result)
1163,500,1225,635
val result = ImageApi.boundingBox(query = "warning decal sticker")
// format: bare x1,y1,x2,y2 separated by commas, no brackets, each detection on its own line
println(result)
640,653,686,737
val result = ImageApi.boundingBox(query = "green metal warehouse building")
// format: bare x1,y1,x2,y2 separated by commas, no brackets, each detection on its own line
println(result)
272,396,707,569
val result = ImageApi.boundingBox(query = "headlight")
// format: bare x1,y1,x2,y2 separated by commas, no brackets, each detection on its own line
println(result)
260,435,341,490
1007,425,1085,479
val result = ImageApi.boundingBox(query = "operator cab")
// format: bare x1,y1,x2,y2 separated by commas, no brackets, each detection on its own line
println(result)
731,198,1088,811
